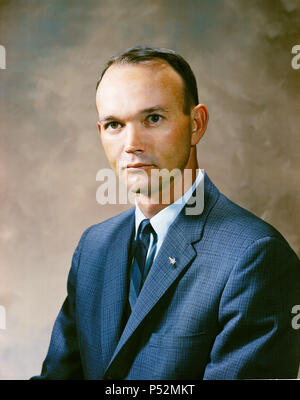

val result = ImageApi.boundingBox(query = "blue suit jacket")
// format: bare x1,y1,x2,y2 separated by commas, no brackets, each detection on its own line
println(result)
33,172,300,379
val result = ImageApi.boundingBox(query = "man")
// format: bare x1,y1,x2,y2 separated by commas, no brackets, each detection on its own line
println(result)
32,46,300,380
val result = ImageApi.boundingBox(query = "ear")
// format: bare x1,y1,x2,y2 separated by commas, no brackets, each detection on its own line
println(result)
97,121,101,137
191,104,209,146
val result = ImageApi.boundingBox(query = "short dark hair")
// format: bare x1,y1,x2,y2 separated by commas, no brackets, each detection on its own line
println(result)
96,46,199,114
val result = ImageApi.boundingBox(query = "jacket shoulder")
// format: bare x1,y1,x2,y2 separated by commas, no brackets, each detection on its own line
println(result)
78,206,135,244
212,191,290,247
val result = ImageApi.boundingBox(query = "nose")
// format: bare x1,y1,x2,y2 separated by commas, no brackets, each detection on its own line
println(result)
124,123,145,154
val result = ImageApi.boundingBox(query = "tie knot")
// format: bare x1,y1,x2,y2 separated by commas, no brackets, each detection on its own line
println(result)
138,219,156,247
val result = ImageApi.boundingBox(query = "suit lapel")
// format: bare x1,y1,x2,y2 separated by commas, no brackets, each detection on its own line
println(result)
99,208,135,372
104,171,220,377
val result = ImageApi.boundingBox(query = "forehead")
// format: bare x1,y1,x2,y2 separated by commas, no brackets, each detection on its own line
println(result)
96,61,185,117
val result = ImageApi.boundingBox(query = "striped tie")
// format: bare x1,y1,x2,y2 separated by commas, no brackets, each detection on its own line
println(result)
129,219,157,310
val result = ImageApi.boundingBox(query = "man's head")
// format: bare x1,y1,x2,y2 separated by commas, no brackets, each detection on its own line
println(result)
96,46,208,196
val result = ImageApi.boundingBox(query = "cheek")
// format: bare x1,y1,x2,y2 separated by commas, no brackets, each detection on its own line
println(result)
101,137,121,167
155,126,191,164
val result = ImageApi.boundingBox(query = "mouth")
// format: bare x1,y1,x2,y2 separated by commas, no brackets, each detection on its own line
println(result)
126,163,156,170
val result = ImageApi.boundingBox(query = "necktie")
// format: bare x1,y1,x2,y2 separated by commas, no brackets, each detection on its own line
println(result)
128,219,157,310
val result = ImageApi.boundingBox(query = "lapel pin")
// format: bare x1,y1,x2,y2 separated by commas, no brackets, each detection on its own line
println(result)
169,256,176,266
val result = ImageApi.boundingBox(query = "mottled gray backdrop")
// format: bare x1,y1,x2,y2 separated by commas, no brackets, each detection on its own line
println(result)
0,0,299,379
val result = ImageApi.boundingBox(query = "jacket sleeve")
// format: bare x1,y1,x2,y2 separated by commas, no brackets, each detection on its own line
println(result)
203,236,300,379
30,228,91,380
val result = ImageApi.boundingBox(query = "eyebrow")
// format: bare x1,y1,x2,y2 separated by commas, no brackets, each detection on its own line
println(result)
140,106,170,114
99,106,169,124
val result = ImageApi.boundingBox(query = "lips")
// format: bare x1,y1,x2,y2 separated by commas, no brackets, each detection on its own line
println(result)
126,163,155,169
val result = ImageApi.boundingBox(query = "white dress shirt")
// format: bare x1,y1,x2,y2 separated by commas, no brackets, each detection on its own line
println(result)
134,169,205,271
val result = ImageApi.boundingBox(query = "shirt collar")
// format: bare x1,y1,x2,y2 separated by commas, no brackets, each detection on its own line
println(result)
135,169,204,243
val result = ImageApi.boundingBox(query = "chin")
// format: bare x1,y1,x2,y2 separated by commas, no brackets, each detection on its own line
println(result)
129,184,149,195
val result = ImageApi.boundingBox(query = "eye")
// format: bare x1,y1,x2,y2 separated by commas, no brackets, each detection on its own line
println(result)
146,114,163,125
105,121,122,130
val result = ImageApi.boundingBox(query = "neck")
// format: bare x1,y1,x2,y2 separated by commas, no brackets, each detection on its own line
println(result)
136,149,199,219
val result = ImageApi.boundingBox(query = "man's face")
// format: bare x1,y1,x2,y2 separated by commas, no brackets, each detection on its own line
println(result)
96,60,194,195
